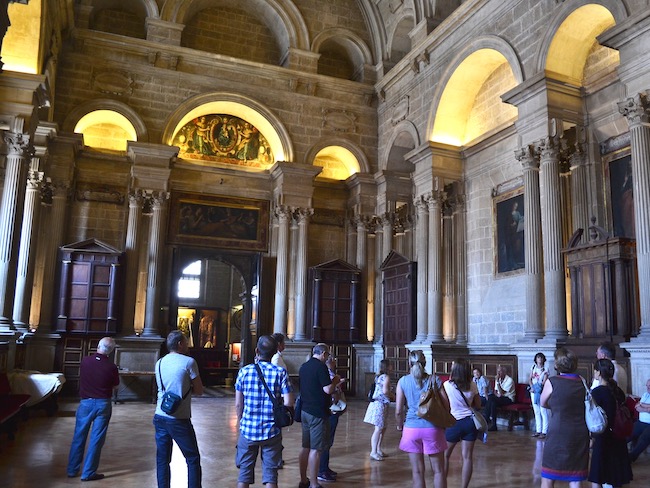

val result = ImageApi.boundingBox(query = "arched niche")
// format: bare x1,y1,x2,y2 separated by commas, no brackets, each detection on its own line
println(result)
162,93,294,165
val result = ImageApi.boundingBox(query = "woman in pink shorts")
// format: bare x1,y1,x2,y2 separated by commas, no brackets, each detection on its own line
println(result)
395,350,449,488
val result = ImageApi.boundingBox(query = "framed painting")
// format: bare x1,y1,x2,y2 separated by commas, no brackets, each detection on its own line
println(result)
168,192,270,251
494,187,525,274
605,152,634,238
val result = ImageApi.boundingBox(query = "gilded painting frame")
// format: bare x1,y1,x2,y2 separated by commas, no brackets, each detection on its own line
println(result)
168,192,269,251
493,186,525,275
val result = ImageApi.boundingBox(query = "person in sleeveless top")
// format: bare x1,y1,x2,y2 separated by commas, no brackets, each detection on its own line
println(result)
588,358,633,487
395,350,448,488
443,358,480,488
540,347,589,487
363,359,393,461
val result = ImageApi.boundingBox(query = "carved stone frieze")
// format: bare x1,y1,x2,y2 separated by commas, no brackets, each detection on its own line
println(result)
76,184,125,205
311,208,346,227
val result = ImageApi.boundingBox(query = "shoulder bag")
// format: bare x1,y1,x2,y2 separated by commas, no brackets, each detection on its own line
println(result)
158,360,191,415
255,363,293,428
581,377,607,434
417,376,456,428
453,382,488,432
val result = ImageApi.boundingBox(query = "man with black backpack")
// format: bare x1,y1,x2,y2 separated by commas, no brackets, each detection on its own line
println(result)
154,330,204,488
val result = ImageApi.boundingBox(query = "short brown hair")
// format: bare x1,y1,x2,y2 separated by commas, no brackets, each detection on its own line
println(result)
554,347,578,373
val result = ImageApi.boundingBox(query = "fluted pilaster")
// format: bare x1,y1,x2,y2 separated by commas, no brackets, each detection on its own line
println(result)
619,92,650,336
0,132,30,329
382,212,393,259
414,197,428,342
373,219,383,342
143,191,168,337
537,136,567,338
443,208,455,342
453,192,468,344
427,192,443,342
293,207,312,341
13,167,43,329
570,130,590,244
273,205,291,335
287,216,298,337
123,191,143,333
516,145,545,340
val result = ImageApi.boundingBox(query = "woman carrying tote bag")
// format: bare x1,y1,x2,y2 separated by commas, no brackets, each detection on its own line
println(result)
395,350,449,488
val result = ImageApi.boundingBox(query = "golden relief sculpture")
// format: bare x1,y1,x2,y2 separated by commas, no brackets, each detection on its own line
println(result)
172,114,274,168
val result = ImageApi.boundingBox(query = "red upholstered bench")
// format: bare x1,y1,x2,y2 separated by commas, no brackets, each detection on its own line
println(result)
0,372,31,441
498,383,532,431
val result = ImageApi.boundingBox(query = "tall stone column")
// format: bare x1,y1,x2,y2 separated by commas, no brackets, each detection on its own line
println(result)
0,132,30,330
356,215,369,338
347,219,357,264
287,215,298,337
453,191,468,344
31,183,68,329
373,219,384,342
428,192,443,342
293,208,312,341
570,132,590,243
13,166,43,330
123,191,142,333
442,207,455,342
414,197,428,342
143,192,168,337
537,136,567,338
516,146,545,340
273,205,290,335
619,92,650,336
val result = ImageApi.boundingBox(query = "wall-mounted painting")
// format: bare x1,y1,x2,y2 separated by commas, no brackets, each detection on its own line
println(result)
172,114,274,169
168,192,270,251
494,187,525,274
606,153,635,238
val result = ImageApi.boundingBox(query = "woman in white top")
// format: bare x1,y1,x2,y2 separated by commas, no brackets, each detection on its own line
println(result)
529,352,549,438
443,358,481,488
363,359,393,460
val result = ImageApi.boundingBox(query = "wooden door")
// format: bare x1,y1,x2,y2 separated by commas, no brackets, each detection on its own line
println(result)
381,251,416,345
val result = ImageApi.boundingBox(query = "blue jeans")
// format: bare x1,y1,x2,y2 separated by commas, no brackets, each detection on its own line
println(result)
629,420,650,462
153,415,202,488
319,413,340,474
67,398,112,479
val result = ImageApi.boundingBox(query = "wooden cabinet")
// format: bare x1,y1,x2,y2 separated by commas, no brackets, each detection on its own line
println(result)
564,235,639,339
56,239,123,334
309,259,361,343
381,251,416,345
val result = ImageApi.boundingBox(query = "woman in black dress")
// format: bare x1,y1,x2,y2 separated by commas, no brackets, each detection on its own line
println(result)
589,359,633,487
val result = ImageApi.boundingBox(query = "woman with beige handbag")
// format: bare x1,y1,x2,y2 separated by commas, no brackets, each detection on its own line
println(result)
395,350,450,488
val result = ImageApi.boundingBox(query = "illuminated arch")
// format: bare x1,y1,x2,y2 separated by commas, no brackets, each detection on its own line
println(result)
306,137,369,180
536,1,625,85
162,92,293,164
63,99,148,150
2,0,42,74
429,36,522,147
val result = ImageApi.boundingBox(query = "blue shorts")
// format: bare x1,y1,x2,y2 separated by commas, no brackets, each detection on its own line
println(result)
445,415,478,443
236,433,282,485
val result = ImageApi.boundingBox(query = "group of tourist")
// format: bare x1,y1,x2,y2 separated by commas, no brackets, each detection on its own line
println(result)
64,333,650,488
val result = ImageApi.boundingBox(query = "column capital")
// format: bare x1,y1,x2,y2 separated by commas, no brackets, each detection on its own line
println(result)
292,207,313,224
515,145,539,171
535,136,560,162
618,91,650,127
380,212,394,227
274,204,292,221
3,132,31,157
142,190,169,213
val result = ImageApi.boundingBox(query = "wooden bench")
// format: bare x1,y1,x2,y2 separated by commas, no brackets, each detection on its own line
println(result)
498,383,532,431
0,372,31,441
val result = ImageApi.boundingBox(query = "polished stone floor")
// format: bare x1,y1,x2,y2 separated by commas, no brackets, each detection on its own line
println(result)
1,391,649,487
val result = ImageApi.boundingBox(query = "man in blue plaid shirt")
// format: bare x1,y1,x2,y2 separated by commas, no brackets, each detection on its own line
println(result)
235,335,293,488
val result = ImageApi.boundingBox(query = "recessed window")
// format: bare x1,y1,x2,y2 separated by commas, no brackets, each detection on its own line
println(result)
178,260,202,299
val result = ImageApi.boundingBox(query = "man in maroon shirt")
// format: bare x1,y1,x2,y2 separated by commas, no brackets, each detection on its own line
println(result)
67,337,119,481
